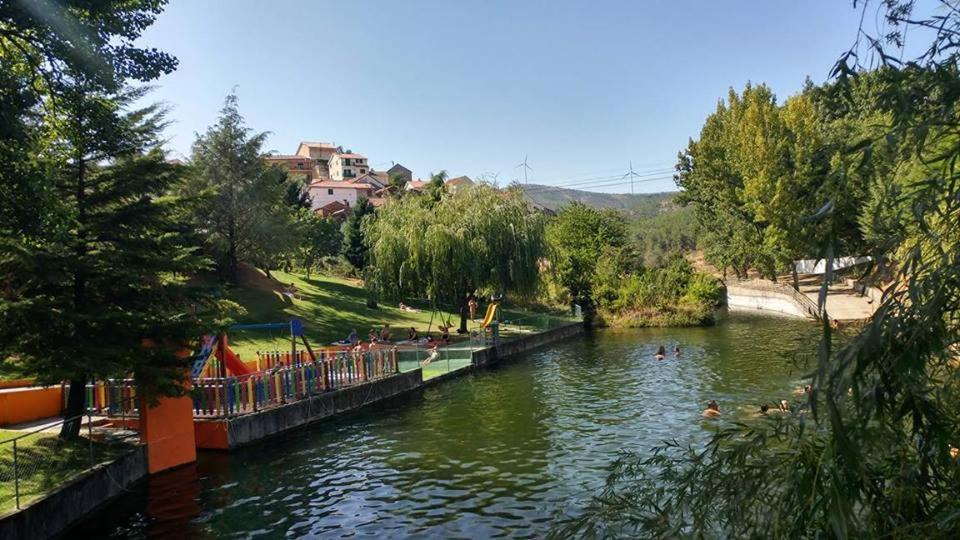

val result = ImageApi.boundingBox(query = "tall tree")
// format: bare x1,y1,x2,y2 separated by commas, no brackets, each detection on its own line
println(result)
341,197,374,270
545,202,627,322
366,184,546,332
0,1,228,438
296,210,342,278
560,2,960,536
187,94,297,282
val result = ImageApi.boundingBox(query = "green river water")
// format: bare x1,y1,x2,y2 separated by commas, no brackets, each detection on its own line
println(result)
72,312,819,538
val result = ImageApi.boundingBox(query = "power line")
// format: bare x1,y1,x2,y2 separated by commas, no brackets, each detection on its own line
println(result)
520,167,675,191
521,174,676,194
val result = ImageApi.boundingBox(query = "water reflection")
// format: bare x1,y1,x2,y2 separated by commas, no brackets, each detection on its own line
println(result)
72,312,819,538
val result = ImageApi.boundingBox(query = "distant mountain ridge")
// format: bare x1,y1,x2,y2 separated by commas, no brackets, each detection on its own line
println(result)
519,184,679,218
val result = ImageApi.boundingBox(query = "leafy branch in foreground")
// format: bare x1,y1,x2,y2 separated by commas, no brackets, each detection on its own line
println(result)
555,1,960,537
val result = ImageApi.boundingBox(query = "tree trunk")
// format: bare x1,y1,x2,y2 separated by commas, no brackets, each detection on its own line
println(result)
458,295,469,334
60,377,86,438
792,266,800,291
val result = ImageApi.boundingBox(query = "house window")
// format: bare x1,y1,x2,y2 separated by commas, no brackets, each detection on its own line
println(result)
296,163,304,169
359,168,366,174
327,189,334,195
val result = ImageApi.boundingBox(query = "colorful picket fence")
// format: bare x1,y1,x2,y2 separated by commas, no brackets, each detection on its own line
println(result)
78,379,139,416
255,347,350,370
192,348,399,418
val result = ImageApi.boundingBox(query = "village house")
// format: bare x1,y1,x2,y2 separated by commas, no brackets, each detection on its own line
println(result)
263,154,315,182
329,152,369,181
308,180,374,212
295,141,338,179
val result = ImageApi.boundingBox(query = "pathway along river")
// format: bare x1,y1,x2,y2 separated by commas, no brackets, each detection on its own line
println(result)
73,312,819,538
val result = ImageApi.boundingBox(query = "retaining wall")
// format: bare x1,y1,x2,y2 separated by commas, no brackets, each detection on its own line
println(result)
197,369,424,450
0,446,147,540
0,386,63,427
472,322,585,366
725,286,810,318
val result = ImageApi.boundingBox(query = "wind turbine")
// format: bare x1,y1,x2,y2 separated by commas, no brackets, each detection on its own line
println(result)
516,154,533,184
623,160,642,194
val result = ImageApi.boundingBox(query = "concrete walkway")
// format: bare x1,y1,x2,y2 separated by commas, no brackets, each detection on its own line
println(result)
795,275,876,320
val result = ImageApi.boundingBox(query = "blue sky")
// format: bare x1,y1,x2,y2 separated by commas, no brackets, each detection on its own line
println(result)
140,1,874,193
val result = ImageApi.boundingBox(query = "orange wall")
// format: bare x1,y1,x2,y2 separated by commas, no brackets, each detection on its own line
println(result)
140,395,197,474
194,419,229,450
0,386,63,426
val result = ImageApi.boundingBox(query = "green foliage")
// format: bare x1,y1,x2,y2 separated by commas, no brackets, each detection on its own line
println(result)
546,202,628,304
341,197,374,270
186,94,298,281
630,206,698,267
295,211,342,277
365,183,546,330
0,1,230,437
561,2,960,537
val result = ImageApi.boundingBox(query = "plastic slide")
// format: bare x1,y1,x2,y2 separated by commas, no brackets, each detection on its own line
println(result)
214,334,253,376
480,303,499,328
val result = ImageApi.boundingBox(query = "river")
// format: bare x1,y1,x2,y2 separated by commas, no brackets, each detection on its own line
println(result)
71,312,819,538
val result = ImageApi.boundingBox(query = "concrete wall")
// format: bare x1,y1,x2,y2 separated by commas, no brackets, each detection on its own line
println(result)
0,446,147,540
472,322,585,367
0,386,63,426
212,369,424,449
725,286,809,318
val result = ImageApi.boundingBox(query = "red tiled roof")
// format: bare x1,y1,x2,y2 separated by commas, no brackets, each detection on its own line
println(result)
310,181,373,189
265,154,311,161
445,176,473,186
367,197,387,207
406,180,428,190
299,142,335,149
337,153,366,159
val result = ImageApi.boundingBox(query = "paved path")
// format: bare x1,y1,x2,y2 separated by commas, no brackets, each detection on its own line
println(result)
795,275,877,321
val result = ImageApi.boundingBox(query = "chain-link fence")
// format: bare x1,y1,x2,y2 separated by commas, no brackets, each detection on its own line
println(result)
0,399,138,513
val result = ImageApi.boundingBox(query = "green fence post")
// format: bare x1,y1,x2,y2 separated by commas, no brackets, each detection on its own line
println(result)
13,439,20,509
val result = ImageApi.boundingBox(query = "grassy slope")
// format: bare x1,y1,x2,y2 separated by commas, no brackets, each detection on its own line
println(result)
225,268,560,361
0,430,129,514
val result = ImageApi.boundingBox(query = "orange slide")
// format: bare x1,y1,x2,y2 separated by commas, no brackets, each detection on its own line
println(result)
215,334,252,376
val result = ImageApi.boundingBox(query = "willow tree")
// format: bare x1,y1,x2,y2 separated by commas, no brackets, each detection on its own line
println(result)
365,183,546,332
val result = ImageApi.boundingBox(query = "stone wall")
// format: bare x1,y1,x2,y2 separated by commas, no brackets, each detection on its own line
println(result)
472,322,585,366
725,285,810,318
0,446,147,540
219,369,424,449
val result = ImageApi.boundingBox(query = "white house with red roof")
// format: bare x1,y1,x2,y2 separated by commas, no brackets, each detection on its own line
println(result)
308,180,374,211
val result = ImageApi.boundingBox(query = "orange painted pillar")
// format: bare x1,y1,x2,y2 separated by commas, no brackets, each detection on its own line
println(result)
136,342,198,474
140,391,197,474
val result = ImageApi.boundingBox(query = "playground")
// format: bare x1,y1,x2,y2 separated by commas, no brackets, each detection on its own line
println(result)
223,268,570,361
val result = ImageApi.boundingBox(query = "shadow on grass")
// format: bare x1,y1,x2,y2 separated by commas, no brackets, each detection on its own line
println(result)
0,434,132,513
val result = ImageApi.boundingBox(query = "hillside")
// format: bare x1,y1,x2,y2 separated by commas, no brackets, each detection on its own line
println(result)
520,184,678,218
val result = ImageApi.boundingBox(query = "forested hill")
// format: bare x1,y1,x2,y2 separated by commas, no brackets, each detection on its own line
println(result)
520,184,678,218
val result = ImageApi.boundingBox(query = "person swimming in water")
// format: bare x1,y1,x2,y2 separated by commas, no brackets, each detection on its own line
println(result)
655,345,666,360
758,403,770,416
674,346,681,356
703,400,721,417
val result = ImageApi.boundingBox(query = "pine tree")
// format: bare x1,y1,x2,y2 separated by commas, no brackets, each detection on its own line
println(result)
0,89,228,437
341,197,374,270
187,94,298,282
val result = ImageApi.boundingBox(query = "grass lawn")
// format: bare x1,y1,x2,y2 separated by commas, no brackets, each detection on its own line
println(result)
224,268,575,362
0,430,131,515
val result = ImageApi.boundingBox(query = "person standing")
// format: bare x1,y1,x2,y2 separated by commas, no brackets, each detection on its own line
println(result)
468,295,478,321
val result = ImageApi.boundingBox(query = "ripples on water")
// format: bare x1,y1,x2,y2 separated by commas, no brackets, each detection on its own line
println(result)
71,312,819,539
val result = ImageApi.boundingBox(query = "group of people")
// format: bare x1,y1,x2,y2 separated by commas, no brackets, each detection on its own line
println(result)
653,345,681,360
703,385,812,418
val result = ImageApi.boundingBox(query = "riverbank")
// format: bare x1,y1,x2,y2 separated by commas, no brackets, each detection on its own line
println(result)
72,313,817,538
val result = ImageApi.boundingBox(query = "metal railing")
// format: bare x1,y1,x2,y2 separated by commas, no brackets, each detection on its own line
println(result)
1,396,138,512
192,348,399,418
725,278,822,319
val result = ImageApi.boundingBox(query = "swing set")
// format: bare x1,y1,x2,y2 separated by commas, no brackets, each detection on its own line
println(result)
190,319,321,378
